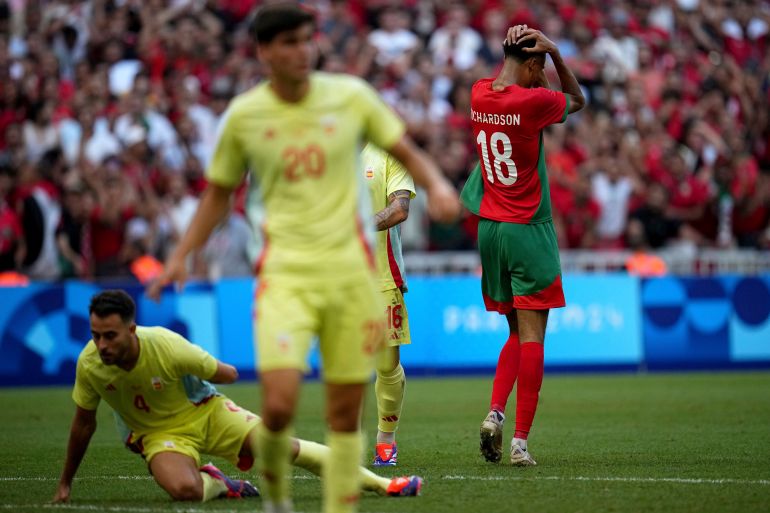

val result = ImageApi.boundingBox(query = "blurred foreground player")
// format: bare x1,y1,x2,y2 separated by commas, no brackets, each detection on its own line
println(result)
147,3,459,512
461,25,585,465
53,290,423,504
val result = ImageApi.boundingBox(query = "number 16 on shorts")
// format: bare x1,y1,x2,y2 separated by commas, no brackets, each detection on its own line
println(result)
383,288,411,346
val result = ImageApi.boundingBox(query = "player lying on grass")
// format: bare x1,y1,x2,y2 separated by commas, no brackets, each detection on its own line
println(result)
52,290,422,503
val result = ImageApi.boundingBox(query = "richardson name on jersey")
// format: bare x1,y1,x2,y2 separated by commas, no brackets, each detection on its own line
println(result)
471,109,521,126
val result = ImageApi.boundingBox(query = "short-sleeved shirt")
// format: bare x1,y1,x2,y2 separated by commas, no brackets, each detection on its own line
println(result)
207,72,406,286
361,144,416,292
462,79,569,225
73,326,218,437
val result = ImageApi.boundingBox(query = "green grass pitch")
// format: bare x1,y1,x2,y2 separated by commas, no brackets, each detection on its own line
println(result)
1,372,769,512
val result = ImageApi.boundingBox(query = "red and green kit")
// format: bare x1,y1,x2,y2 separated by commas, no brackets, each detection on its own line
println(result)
462,78,570,312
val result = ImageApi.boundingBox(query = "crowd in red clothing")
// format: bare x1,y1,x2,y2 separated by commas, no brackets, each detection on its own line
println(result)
0,0,768,281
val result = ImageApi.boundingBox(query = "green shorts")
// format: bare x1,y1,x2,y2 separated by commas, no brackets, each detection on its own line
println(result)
478,218,565,313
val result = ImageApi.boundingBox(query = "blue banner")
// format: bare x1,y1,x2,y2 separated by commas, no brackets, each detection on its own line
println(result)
403,274,642,370
641,276,770,368
1,274,768,386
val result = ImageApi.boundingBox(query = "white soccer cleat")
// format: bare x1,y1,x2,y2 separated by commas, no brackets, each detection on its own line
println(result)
510,439,537,466
479,410,505,463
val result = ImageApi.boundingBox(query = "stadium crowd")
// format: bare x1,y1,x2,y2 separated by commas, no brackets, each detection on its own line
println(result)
0,0,768,281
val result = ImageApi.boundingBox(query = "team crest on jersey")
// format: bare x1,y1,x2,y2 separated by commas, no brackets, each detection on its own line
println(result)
151,377,163,390
320,114,337,134
365,167,374,179
277,333,292,354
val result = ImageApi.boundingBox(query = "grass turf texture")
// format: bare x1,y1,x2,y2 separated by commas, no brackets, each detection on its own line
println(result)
1,372,769,513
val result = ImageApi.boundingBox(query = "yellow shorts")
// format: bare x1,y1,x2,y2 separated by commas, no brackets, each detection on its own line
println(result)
382,288,411,347
254,275,385,383
130,396,259,470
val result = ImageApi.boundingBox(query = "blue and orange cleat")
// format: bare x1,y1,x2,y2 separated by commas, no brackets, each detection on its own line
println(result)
386,475,423,497
199,463,260,498
373,442,398,466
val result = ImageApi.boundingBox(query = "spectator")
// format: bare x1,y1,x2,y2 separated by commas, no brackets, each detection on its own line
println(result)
592,157,636,248
563,174,600,249
0,165,24,272
114,89,182,171
16,159,61,280
198,210,257,281
428,4,482,71
23,101,59,163
627,182,686,250
367,7,419,71
163,173,199,251
83,162,134,278
56,177,90,279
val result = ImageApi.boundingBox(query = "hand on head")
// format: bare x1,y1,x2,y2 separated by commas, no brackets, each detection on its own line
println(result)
504,25,557,55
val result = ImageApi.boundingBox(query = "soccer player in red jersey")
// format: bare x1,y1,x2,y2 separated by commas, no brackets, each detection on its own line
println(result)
461,25,585,465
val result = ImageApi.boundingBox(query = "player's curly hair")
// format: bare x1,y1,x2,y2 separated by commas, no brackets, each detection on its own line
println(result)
89,290,136,323
502,38,538,62
250,2,316,44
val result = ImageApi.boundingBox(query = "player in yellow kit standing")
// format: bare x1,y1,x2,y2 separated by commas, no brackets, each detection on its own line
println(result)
53,290,430,504
362,144,415,466
147,3,460,513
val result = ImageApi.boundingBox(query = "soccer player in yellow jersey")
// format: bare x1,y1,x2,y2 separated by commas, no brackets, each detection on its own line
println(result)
147,4,460,513
362,144,415,467
53,290,424,504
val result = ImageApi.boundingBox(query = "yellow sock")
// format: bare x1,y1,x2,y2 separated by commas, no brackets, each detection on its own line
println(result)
294,439,390,495
200,472,228,502
375,363,405,435
254,423,292,503
324,431,362,513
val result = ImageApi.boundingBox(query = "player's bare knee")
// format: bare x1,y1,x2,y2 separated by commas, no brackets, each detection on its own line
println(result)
261,401,294,431
326,403,360,431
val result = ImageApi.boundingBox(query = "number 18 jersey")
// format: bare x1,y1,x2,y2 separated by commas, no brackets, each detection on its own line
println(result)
464,78,568,225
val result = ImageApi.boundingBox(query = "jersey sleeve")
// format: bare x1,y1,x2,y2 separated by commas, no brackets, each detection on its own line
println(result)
206,105,248,188
72,355,100,411
532,88,569,130
165,330,218,380
356,81,406,151
460,162,484,216
386,155,416,199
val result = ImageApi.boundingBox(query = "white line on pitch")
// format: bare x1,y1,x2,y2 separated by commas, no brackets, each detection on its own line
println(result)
3,474,769,487
0,506,324,513
442,475,770,486
0,474,316,482
0,505,379,513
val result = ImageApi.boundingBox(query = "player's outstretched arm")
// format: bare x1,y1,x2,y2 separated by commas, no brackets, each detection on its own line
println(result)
386,135,460,224
518,28,585,114
53,407,97,503
147,183,233,300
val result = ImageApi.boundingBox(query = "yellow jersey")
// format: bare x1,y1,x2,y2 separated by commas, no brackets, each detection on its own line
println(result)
72,326,219,437
208,72,406,285
361,144,416,292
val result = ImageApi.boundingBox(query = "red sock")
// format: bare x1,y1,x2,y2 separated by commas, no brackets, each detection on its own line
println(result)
514,342,544,440
489,333,520,413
